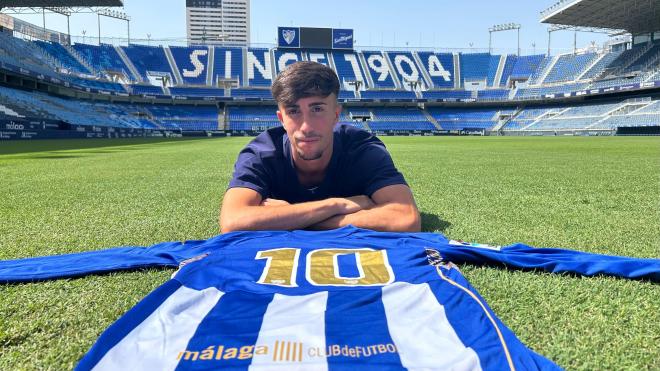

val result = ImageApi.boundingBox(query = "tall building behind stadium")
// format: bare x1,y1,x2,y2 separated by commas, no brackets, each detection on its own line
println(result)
186,0,250,45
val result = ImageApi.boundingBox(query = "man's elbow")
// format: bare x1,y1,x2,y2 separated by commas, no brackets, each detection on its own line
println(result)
387,206,421,232
402,209,422,232
219,212,242,234
220,222,235,234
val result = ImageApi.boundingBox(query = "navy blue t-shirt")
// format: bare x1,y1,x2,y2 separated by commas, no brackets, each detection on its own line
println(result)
228,124,407,203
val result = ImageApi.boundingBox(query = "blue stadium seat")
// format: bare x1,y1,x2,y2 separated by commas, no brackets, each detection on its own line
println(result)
227,105,279,131
580,51,623,80
544,53,597,83
460,53,500,86
360,90,416,100
169,46,210,85
34,40,91,75
146,104,218,130
509,55,545,82
477,89,509,100
386,51,427,89
131,85,164,95
122,44,174,82
305,51,331,66
331,51,368,91
361,51,396,89
416,52,454,88
428,107,499,130
169,87,224,97
73,43,134,80
246,48,273,87
230,88,273,99
212,47,244,87
273,49,303,75
0,32,63,78
421,90,472,100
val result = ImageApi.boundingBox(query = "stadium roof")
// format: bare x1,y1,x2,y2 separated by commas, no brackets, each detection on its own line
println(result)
0,0,122,7
540,0,660,35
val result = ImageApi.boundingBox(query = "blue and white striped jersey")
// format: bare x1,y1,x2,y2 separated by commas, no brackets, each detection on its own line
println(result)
75,228,559,370
1,226,658,370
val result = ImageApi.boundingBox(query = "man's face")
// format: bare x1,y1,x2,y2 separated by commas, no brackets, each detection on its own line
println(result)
277,94,341,165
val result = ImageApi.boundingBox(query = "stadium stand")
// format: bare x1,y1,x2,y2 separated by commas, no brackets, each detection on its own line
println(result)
34,40,91,75
0,24,659,137
0,85,157,128
230,88,273,99
368,106,435,131
73,43,135,80
416,52,454,88
543,52,597,83
0,33,63,78
362,51,397,89
169,87,225,97
386,51,428,90
361,90,416,100
422,90,472,100
226,106,279,131
508,54,546,83
146,104,218,131
477,89,510,100
273,49,303,75
338,90,356,99
246,48,273,87
130,84,164,95
460,53,500,86
212,47,244,88
169,46,210,86
579,51,623,80
305,51,331,66
498,55,517,87
331,50,368,91
122,44,174,83
428,107,500,130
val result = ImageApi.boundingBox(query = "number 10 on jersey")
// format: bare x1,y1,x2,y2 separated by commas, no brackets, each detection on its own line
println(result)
255,248,395,287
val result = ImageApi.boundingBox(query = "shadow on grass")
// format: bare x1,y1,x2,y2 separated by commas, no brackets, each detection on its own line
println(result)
421,212,451,233
0,137,210,156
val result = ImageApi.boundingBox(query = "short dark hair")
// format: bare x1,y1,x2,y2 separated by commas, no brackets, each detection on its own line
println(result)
271,61,340,107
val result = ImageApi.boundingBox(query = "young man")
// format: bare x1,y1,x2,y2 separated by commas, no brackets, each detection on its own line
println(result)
220,61,420,233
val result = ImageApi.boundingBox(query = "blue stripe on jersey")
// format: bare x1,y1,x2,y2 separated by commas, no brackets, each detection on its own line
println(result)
76,279,183,371
173,290,274,370
336,252,361,278
324,289,404,370
431,266,561,371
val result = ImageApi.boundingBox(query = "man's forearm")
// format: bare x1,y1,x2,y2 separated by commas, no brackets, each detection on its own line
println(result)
309,202,421,232
221,198,342,232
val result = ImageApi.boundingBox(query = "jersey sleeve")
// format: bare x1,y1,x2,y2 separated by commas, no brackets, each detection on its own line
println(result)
227,146,271,199
350,135,408,197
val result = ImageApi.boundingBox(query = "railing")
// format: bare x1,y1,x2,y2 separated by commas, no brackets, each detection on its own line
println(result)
540,0,581,18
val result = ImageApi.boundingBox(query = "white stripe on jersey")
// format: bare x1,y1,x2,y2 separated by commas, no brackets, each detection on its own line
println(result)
249,292,328,371
93,285,223,371
381,282,482,370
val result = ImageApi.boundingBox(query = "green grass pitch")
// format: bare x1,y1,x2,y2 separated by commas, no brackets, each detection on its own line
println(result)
0,136,659,370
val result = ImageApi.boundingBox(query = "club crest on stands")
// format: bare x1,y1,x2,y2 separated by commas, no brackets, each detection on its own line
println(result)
282,29,296,45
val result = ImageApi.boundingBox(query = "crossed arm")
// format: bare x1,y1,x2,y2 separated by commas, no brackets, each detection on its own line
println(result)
219,184,421,233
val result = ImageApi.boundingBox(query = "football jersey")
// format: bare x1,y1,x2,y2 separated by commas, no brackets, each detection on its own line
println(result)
1,226,658,370
1,226,657,283
76,233,559,370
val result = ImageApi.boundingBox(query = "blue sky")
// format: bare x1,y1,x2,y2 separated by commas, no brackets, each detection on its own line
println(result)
9,0,611,54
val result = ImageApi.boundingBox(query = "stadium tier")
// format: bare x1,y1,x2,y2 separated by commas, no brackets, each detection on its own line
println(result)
0,31,659,136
